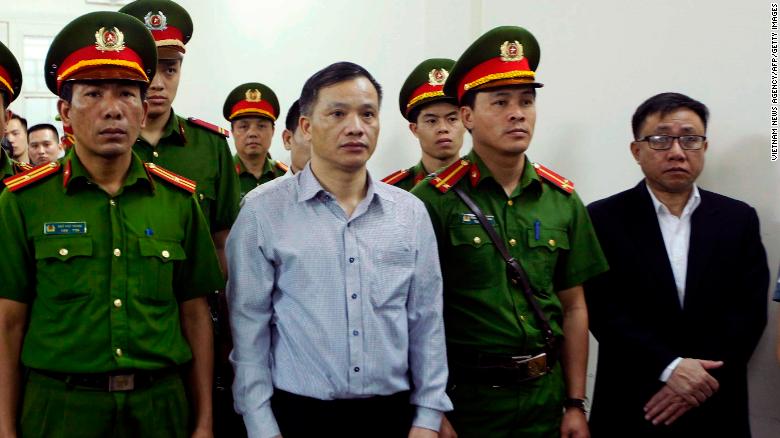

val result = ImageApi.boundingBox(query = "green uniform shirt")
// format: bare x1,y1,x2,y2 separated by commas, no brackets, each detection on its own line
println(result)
234,154,287,199
391,161,427,192
133,110,240,233
412,150,608,355
0,149,224,373
0,149,29,190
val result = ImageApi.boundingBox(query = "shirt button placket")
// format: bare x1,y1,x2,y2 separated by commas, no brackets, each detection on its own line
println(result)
344,222,364,391
108,196,128,365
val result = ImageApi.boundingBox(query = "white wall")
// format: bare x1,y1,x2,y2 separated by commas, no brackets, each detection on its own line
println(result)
4,1,779,435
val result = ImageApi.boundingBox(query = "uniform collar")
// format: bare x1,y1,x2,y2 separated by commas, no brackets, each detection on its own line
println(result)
297,162,391,204
0,149,13,180
467,149,542,195
153,109,187,146
234,153,276,177
63,148,155,194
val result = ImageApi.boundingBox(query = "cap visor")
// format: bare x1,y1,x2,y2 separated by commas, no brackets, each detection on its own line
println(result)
65,66,148,84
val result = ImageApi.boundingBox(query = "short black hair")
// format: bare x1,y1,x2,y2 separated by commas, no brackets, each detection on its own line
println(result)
27,123,59,139
631,92,709,139
460,86,537,109
59,80,148,104
8,112,27,131
299,61,382,116
285,100,301,132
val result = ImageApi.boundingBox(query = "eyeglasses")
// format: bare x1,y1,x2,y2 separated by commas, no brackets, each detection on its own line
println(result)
635,135,706,150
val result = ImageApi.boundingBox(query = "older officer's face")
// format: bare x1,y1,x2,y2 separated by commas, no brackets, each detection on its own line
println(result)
59,81,148,159
302,76,379,173
410,102,465,162
233,116,274,160
462,86,536,157
146,58,181,119
630,108,707,194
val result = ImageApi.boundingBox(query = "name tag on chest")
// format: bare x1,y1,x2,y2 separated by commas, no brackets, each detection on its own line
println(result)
460,213,496,225
43,222,87,235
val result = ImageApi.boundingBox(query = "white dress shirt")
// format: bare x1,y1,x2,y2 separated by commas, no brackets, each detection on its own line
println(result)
646,183,701,381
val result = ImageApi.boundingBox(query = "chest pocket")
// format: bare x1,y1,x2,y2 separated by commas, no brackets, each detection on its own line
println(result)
446,225,502,290
522,226,570,292
34,236,95,302
138,238,187,303
371,246,415,309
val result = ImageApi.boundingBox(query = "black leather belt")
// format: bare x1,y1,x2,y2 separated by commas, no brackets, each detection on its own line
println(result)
32,367,179,392
449,350,553,385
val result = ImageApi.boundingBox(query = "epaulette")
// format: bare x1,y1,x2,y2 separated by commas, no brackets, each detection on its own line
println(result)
275,160,289,173
144,163,197,193
429,159,470,193
381,168,411,186
187,117,230,138
3,162,61,192
533,162,574,194
14,161,33,172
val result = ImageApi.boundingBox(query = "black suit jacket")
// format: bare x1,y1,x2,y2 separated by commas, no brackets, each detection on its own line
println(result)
584,181,768,438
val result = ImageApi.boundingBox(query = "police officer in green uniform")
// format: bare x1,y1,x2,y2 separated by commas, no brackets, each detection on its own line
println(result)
223,82,288,199
411,26,608,438
382,58,466,191
0,40,30,189
119,0,240,268
0,11,223,438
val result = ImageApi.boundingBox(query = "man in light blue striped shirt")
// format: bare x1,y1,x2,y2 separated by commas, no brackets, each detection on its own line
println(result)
226,62,452,438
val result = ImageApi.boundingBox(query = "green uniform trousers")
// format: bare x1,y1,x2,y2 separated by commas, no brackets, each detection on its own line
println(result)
20,371,189,438
448,365,565,438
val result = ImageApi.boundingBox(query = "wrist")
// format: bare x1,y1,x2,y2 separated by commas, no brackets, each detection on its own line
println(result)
563,397,588,414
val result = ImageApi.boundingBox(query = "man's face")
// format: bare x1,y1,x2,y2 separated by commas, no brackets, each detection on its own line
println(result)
631,108,707,194
301,76,380,173
28,129,63,165
461,86,536,157
146,58,181,119
59,81,148,159
282,126,312,172
410,101,465,161
5,118,28,160
233,116,275,160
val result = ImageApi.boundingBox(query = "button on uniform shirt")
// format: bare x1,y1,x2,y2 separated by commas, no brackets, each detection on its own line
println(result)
647,184,701,381
233,154,287,199
411,150,609,355
226,164,452,438
0,150,224,372
133,110,240,233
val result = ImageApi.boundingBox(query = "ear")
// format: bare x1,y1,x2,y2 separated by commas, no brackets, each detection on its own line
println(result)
57,99,72,128
140,99,149,129
630,141,641,162
460,105,474,131
701,139,708,153
281,129,293,151
299,115,312,143
408,122,419,138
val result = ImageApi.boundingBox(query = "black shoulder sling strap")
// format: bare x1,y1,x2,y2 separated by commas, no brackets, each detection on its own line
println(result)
452,186,558,360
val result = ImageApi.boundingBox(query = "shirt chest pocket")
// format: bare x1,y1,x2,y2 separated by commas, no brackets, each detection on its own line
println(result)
446,225,502,290
521,226,570,292
34,236,95,302
137,238,187,303
371,247,415,309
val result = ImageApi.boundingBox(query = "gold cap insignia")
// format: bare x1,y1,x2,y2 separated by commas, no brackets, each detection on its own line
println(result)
95,27,125,52
245,88,262,102
143,11,168,31
500,40,524,62
428,68,449,86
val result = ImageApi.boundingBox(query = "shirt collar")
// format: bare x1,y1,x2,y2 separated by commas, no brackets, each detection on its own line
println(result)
467,149,542,195
63,148,155,194
296,161,390,204
646,183,701,217
152,109,187,146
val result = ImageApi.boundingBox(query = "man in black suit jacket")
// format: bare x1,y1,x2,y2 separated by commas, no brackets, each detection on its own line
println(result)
585,92,769,437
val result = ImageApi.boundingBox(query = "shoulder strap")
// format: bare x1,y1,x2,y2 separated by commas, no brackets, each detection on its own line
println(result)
144,163,197,193
452,186,558,360
3,162,61,192
275,160,289,173
381,168,411,185
187,117,231,138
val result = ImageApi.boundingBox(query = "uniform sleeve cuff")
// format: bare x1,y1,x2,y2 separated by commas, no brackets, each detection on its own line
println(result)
242,406,280,438
660,357,683,382
412,406,443,432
